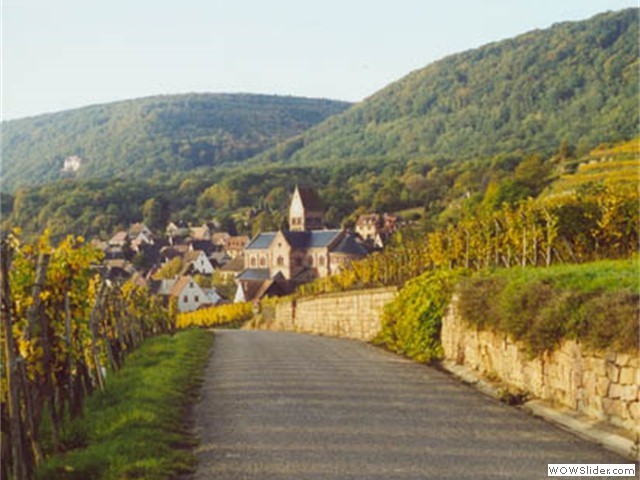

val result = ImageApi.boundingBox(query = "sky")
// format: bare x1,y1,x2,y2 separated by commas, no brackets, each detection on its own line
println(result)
2,0,637,120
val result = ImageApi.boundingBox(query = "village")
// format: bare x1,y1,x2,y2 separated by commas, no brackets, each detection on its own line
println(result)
92,186,398,312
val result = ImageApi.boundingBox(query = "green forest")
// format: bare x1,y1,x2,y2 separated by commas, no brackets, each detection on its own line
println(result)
255,9,637,167
1,94,351,192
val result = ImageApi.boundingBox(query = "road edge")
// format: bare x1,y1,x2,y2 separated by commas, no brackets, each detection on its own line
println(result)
439,360,639,462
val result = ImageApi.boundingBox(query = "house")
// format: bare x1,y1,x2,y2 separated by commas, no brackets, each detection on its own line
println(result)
355,213,398,248
130,232,156,254
356,214,383,241
218,255,245,281
180,250,215,276
166,220,190,238
225,235,249,258
167,275,222,313
128,223,153,239
190,224,212,241
62,155,82,172
108,230,128,247
235,186,367,303
383,213,399,232
212,232,231,248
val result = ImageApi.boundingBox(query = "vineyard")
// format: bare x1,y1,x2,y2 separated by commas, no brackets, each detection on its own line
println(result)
0,231,176,480
297,182,638,296
176,302,253,329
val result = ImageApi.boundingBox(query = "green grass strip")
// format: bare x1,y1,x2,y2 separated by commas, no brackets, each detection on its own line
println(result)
37,329,213,480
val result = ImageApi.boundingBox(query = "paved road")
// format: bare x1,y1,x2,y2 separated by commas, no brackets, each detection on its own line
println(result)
189,330,627,480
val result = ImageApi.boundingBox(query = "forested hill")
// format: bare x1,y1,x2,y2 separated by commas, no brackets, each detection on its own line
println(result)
257,9,638,167
1,94,351,192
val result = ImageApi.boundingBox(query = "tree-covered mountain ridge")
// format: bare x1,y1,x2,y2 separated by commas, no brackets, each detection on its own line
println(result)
1,93,351,192
256,8,638,167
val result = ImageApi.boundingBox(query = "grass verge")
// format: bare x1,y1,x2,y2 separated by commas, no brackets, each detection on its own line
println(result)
37,329,213,480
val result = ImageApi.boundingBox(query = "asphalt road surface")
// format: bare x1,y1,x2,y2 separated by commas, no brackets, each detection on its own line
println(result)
188,330,628,480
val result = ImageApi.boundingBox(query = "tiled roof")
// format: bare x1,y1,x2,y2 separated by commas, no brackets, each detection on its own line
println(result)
109,231,128,243
219,255,245,272
182,250,199,263
128,222,150,236
331,234,368,256
169,276,192,297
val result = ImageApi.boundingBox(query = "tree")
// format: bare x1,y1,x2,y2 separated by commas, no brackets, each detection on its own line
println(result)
142,197,170,232
513,155,553,197
153,257,184,279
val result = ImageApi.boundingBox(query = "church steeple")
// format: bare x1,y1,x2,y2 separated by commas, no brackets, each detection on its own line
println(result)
289,185,324,231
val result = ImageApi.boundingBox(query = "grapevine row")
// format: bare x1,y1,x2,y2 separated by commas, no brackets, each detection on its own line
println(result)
0,231,176,480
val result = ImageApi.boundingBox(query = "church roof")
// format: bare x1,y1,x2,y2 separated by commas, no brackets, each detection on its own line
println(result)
246,230,342,250
283,230,342,248
245,232,277,250
296,186,323,212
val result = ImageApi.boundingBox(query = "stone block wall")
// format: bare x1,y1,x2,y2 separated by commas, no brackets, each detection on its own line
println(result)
259,287,397,342
441,296,639,439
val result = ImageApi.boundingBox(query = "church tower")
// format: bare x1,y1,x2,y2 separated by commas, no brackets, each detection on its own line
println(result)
289,185,324,231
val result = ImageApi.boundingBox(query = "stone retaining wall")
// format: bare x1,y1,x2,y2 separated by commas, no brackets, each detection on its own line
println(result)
257,287,397,341
441,295,640,440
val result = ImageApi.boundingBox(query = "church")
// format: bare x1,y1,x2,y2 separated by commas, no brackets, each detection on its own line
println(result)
234,186,368,303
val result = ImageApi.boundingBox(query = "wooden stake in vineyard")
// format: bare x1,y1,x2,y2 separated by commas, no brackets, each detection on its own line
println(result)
1,239,34,480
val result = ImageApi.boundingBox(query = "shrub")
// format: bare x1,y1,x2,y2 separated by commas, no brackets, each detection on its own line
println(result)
456,259,639,355
578,291,639,352
457,276,505,329
375,269,463,363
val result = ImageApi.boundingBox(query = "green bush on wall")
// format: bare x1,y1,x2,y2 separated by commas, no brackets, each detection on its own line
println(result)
456,259,639,355
375,269,463,363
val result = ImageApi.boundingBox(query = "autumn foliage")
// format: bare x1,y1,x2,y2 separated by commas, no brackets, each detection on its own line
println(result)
298,183,638,296
0,230,176,480
176,302,253,329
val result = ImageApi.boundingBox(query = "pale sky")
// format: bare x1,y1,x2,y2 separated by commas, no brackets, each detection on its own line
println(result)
2,0,637,120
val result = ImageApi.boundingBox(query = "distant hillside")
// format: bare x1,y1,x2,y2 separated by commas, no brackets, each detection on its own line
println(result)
258,9,638,167
3,9,639,243
1,94,351,191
